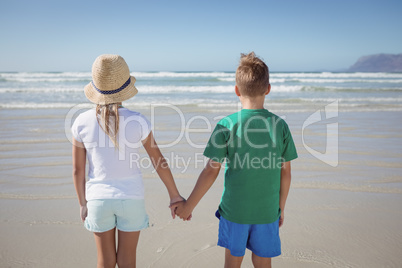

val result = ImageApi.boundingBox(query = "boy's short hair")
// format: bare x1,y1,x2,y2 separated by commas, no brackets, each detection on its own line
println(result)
236,52,269,97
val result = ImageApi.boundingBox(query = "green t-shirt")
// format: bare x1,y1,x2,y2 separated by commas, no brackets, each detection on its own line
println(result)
203,109,298,224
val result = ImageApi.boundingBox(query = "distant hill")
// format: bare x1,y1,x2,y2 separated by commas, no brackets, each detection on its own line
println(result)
348,53,402,72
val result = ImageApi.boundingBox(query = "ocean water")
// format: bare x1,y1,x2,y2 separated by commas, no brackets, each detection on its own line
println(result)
1,71,402,112
1,72,402,268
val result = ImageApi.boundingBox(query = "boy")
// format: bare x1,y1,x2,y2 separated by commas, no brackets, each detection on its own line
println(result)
172,52,298,268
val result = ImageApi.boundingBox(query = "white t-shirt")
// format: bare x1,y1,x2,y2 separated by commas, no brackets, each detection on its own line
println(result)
71,108,151,201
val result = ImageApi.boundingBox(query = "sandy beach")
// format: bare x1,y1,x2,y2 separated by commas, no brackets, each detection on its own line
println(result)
1,105,402,267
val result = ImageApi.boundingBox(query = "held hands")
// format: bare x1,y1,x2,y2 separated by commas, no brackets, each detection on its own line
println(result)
170,200,193,221
169,196,185,219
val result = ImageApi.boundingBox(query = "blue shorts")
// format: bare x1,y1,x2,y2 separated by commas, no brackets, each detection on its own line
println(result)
216,211,281,258
85,199,148,233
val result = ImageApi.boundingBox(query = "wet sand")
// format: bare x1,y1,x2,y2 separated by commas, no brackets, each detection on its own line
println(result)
0,106,402,267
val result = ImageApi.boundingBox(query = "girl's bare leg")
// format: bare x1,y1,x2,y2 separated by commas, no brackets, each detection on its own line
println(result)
116,230,140,268
94,228,117,268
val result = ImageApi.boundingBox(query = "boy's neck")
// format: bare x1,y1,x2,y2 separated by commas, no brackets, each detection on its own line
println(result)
240,96,266,110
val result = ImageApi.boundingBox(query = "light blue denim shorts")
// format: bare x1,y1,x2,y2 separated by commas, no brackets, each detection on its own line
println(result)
85,199,149,233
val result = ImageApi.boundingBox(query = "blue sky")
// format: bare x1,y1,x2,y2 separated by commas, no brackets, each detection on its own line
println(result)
1,0,401,72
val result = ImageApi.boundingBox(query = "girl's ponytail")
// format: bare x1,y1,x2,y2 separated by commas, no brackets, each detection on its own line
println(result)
96,103,120,149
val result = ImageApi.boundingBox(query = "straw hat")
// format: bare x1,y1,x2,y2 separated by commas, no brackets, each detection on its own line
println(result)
84,54,138,104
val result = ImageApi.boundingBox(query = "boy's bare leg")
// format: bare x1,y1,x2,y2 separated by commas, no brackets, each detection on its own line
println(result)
251,252,271,268
224,249,244,268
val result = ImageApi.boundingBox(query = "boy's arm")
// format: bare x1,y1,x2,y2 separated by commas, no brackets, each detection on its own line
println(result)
173,159,221,220
142,131,184,217
279,161,292,227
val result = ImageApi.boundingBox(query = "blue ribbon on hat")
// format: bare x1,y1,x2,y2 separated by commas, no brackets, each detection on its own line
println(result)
91,77,131,95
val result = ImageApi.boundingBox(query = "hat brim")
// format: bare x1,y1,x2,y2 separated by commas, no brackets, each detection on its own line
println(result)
84,75,138,105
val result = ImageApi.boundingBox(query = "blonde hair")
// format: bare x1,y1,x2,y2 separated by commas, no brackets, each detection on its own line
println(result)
235,52,269,97
96,103,120,148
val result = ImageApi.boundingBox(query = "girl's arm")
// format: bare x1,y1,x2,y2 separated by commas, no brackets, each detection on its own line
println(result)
72,138,87,222
142,132,184,215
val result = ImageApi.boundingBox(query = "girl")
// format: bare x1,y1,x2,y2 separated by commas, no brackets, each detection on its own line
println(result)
71,54,183,268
